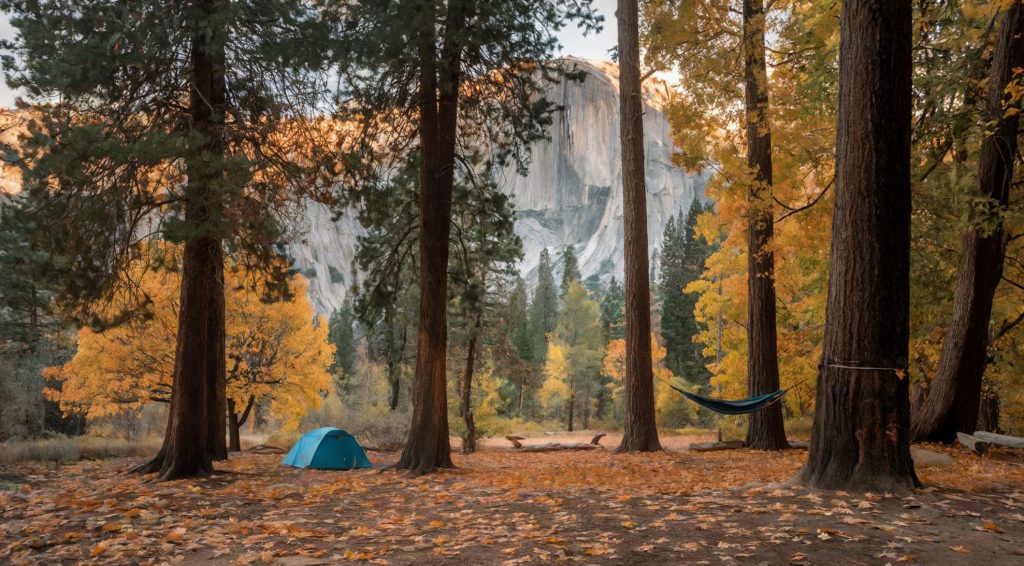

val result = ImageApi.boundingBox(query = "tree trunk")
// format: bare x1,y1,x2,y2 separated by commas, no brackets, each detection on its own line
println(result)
799,0,918,491
459,309,482,454
387,358,401,411
567,394,575,432
615,0,661,453
132,0,227,480
977,380,1000,433
228,398,241,453
227,395,255,453
385,303,403,411
742,0,788,451
207,241,227,461
911,2,1024,444
396,0,466,474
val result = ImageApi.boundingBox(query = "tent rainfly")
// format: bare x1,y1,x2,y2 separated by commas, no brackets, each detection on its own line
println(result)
282,427,373,470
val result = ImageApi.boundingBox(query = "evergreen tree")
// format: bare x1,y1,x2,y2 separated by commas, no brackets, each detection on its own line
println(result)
333,0,598,474
510,277,534,363
328,296,358,383
529,248,560,362
2,0,336,480
659,201,713,383
601,276,626,341
560,245,582,296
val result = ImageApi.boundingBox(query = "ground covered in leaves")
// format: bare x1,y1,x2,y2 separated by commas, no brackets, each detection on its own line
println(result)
2,435,1024,565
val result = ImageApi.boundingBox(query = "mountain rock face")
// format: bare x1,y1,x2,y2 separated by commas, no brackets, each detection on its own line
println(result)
292,59,707,314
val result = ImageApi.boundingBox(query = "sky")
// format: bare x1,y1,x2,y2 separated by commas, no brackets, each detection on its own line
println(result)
0,0,619,108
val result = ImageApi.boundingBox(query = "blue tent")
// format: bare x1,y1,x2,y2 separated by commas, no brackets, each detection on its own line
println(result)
282,427,373,470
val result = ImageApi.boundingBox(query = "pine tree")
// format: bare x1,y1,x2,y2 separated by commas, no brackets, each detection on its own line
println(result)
329,296,358,383
560,245,582,296
617,0,662,453
529,248,560,362
3,0,336,480
601,276,626,341
334,0,598,473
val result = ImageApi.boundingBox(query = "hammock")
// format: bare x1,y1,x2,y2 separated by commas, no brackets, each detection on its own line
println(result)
660,379,804,415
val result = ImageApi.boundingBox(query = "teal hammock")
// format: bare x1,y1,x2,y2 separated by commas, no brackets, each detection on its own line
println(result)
661,379,804,415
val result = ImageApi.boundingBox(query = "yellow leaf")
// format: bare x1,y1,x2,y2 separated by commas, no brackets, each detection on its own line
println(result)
434,536,449,545
950,545,969,553
621,520,636,529
101,521,123,532
90,541,109,557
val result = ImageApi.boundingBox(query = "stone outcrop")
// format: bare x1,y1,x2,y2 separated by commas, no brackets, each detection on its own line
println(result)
292,59,707,313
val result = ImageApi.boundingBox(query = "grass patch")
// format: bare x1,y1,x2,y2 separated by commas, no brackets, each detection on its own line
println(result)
0,435,163,466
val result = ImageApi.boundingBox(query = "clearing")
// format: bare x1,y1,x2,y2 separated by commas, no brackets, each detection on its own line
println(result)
2,434,1023,564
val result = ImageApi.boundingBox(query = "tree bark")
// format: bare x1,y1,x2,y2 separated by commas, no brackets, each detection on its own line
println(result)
227,395,255,453
459,308,482,453
133,0,227,480
385,303,403,411
396,0,467,474
911,2,1024,444
976,380,1000,433
799,0,918,491
207,241,227,461
742,0,788,451
615,0,662,453
228,398,240,453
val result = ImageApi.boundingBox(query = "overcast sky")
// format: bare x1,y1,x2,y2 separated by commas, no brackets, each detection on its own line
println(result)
0,0,618,108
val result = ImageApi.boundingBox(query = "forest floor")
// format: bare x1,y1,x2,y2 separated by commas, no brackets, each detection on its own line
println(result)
2,434,1024,565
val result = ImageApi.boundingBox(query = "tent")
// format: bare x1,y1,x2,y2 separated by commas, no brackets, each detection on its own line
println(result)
282,427,373,470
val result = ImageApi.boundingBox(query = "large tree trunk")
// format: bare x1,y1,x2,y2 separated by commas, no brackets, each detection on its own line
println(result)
742,0,788,451
615,0,662,453
396,0,466,474
459,309,482,453
133,0,227,480
911,2,1024,444
799,0,918,491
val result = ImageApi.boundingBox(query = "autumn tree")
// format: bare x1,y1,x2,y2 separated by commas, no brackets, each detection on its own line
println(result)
737,0,787,450
49,245,334,451
3,0,336,480
604,336,696,428
800,0,918,490
912,1,1024,443
644,0,838,425
541,282,604,430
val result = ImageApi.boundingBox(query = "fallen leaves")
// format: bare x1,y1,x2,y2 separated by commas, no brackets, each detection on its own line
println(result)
0,445,1022,565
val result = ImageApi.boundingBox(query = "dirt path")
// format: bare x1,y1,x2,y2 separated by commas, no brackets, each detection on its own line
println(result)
2,439,1023,564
